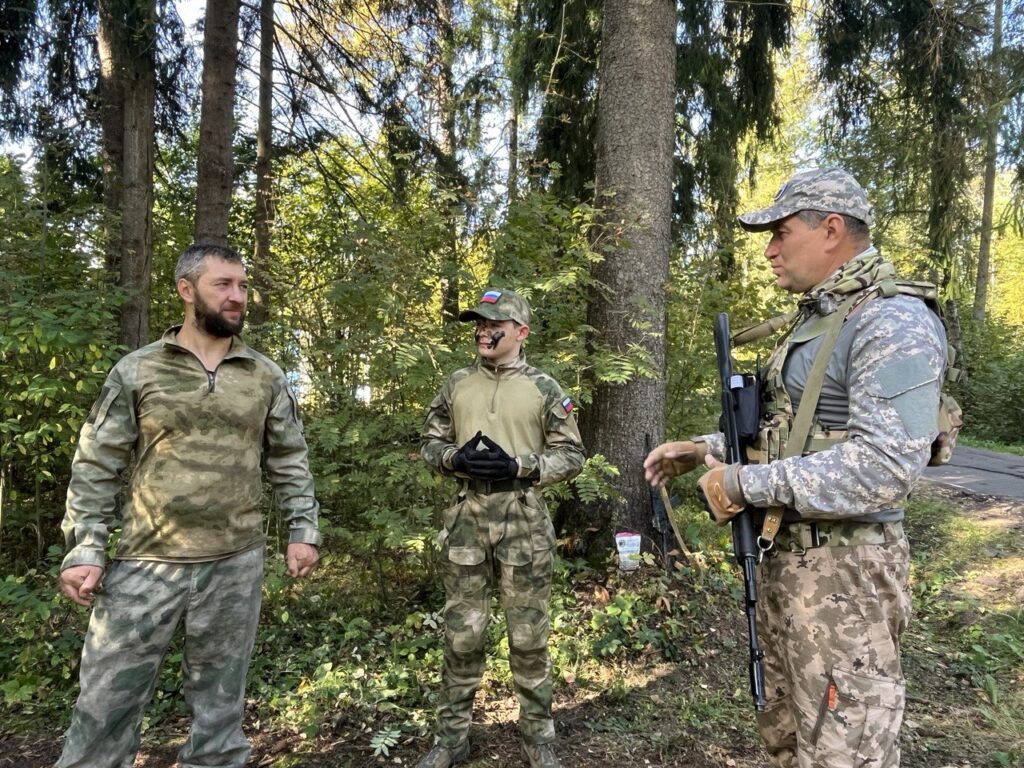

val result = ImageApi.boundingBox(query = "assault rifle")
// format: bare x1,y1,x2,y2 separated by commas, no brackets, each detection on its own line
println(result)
703,311,767,712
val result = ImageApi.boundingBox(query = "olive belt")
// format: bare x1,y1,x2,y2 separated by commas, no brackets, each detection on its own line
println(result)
461,478,534,495
771,520,904,555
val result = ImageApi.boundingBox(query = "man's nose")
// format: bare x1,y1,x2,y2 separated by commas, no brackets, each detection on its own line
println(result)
230,284,247,303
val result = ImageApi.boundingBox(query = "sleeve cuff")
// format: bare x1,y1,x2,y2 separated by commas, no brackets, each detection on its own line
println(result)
724,464,745,506
61,546,107,572
288,526,322,547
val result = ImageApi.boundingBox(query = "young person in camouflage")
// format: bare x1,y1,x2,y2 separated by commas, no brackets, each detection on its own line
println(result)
645,169,947,768
418,289,585,768
56,244,321,768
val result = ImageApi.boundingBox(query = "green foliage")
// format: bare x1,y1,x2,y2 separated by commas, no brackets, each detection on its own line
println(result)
955,316,1024,444
0,156,123,568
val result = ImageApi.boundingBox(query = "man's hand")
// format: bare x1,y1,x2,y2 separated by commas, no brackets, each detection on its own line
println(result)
643,440,708,486
59,565,103,607
697,456,746,525
466,434,518,480
287,543,319,578
451,431,484,474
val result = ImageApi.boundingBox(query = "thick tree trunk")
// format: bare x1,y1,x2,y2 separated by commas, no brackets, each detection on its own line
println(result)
571,0,675,555
974,0,1003,323
98,0,156,350
250,0,275,326
195,0,241,246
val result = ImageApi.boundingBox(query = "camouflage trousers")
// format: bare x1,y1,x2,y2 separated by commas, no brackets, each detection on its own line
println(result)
755,523,911,768
56,547,265,768
434,488,557,748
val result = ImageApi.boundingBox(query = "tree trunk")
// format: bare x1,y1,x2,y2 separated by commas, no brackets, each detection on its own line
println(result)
96,0,124,275
98,0,156,350
195,0,241,246
974,0,1003,323
435,0,461,326
250,0,275,326
507,0,521,206
571,0,675,555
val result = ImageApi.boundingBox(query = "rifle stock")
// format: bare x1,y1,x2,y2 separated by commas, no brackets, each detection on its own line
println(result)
708,312,767,712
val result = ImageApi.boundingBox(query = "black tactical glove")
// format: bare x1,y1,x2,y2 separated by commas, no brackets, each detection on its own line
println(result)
464,434,519,480
451,431,484,475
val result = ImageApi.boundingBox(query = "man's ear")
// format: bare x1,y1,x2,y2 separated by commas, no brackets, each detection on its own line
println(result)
823,213,846,244
177,278,195,304
516,323,530,342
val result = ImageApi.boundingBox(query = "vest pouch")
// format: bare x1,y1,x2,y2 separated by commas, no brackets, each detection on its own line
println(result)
929,391,963,466
718,372,761,445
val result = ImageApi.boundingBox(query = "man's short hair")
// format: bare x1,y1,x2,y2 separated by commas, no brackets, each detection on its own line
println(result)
174,244,244,284
795,209,871,242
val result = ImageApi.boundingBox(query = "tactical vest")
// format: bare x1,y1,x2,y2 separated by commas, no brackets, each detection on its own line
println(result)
733,279,963,550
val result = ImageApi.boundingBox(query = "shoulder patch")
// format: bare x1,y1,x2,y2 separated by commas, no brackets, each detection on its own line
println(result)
560,396,574,414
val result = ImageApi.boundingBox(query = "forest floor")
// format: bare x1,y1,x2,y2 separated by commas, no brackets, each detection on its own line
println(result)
3,483,1022,768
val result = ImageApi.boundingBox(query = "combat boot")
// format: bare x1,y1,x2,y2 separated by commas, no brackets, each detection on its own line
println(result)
521,742,562,768
415,740,470,768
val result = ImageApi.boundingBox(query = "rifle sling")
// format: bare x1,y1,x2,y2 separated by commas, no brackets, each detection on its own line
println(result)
760,292,861,551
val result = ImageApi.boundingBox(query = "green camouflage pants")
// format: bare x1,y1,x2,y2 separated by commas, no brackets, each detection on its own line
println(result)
435,488,556,748
755,525,910,768
56,547,264,768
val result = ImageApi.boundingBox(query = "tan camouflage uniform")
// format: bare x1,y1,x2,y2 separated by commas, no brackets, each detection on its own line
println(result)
57,327,320,768
699,169,946,768
421,295,584,752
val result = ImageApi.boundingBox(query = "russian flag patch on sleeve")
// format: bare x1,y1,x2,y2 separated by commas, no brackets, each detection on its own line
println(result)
561,396,574,414
481,290,502,303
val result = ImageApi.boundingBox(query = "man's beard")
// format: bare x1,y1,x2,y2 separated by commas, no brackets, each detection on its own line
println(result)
194,292,244,338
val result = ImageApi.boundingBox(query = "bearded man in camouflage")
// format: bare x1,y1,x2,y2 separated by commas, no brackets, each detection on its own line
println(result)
418,289,584,768
645,169,947,768
56,244,320,768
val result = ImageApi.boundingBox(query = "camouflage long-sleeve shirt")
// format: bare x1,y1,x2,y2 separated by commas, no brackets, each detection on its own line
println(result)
701,294,946,522
421,353,585,488
61,327,321,571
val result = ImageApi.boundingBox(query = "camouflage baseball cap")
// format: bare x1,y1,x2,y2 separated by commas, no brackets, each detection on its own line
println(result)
458,288,532,325
738,168,874,232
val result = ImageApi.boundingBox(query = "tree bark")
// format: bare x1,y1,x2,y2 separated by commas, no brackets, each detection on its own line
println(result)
432,0,461,326
572,0,675,555
98,0,156,350
251,0,275,326
195,0,241,246
507,0,521,206
974,0,1003,323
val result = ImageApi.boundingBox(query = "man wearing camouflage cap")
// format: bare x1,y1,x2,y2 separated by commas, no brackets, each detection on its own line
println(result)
418,288,585,768
646,168,947,767
56,244,320,768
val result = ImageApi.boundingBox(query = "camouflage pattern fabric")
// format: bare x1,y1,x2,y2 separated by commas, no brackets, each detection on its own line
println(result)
457,288,532,325
690,245,944,766
62,326,321,570
56,548,264,768
755,528,910,767
421,352,584,747
699,292,946,519
738,167,875,231
422,353,584,486
436,488,556,747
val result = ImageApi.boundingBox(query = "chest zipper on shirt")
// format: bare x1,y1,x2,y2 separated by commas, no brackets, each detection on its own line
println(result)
206,369,217,393
490,372,501,413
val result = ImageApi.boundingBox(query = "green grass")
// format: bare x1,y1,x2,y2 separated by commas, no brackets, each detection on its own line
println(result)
959,435,1024,456
904,494,1024,766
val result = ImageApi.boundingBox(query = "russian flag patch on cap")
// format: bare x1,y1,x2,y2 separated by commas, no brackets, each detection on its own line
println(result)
561,396,574,413
481,290,502,304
